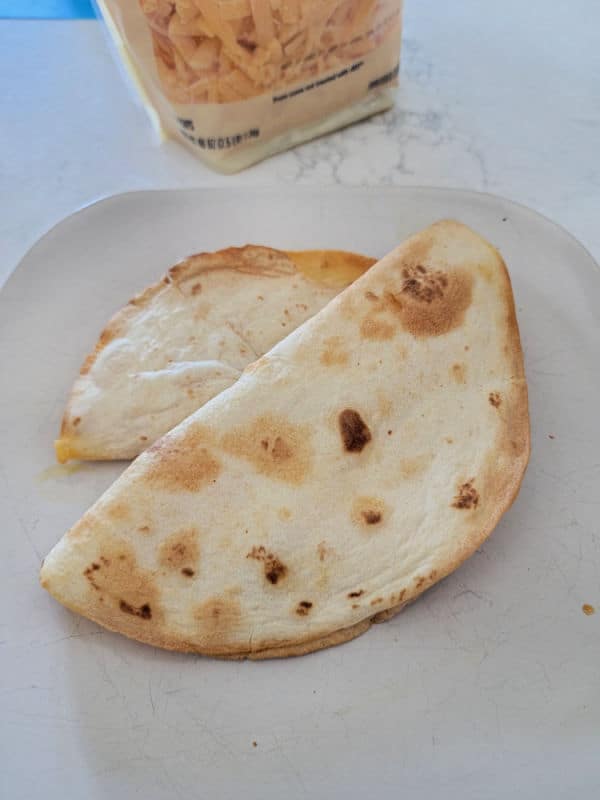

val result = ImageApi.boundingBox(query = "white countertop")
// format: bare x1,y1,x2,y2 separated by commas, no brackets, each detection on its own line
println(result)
2,0,599,287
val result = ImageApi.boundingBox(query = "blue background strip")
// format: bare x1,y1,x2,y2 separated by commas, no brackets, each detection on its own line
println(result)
0,1,96,18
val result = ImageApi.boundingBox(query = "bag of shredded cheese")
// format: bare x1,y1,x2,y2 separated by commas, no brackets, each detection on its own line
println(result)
97,1,403,172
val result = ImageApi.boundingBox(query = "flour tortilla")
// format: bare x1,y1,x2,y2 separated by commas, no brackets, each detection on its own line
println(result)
41,221,530,659
55,246,375,462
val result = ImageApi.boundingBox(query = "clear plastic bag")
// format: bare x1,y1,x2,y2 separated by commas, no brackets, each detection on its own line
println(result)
97,1,403,172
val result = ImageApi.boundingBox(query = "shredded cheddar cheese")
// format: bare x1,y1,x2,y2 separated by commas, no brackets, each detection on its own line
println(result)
139,0,400,103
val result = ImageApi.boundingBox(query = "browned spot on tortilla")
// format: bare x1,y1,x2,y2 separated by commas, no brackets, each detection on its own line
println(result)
320,336,349,366
317,541,332,562
140,435,148,442
137,525,150,534
105,502,130,521
445,437,454,445
430,570,438,580
489,391,502,408
339,409,371,453
158,528,199,573
119,600,152,619
450,363,467,384
194,596,242,634
296,601,313,616
370,597,384,606
146,428,221,492
352,603,360,609
401,263,447,301
478,262,494,282
365,290,379,301
582,604,595,616
383,265,473,338
278,507,292,521
352,496,388,529
181,567,195,577
360,315,395,341
415,576,426,589
191,282,202,295
82,538,162,628
247,546,288,585
398,454,433,480
193,302,210,320
73,416,81,427
83,562,101,590
348,590,364,598
452,479,479,510
222,414,312,485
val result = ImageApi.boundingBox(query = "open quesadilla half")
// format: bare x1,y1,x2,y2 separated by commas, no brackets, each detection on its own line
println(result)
55,246,375,462
41,221,530,659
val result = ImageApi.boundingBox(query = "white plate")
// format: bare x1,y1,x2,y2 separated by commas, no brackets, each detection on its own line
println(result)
1,188,599,799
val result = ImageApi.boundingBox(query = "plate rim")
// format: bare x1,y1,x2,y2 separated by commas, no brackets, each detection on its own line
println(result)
4,186,599,296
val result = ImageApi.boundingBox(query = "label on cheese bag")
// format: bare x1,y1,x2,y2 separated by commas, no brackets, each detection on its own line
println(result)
97,0,403,172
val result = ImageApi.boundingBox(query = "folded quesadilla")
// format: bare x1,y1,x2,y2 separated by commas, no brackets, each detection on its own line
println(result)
55,246,375,462
41,221,530,659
